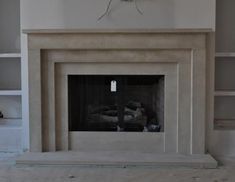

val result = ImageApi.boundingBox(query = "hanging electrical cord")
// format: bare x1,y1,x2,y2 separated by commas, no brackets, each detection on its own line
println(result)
98,0,114,21
134,0,143,15
98,0,143,21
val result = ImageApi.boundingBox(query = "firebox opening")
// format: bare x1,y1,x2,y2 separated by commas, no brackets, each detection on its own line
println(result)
68,75,164,132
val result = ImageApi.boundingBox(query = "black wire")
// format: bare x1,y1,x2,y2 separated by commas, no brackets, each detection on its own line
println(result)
98,0,143,21
134,0,143,15
98,0,114,21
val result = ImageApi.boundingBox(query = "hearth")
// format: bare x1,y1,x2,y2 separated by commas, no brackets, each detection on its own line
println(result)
68,75,164,132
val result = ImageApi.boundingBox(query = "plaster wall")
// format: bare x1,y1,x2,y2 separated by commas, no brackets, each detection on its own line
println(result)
20,0,215,29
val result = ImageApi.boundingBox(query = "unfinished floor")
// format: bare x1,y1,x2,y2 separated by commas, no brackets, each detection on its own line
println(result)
0,153,234,182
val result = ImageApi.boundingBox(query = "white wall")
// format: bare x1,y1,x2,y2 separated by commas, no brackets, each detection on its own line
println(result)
21,0,215,29
20,0,216,150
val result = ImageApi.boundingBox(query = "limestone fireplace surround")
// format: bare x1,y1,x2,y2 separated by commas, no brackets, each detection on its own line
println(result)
18,29,217,168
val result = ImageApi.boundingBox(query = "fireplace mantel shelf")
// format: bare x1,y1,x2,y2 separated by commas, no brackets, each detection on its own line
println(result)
23,28,213,34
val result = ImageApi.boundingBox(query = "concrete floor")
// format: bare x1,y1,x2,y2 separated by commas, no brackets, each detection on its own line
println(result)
0,153,234,182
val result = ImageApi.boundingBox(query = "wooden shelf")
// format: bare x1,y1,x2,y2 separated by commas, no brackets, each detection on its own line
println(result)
215,52,235,58
0,118,22,128
0,53,21,58
215,91,235,96
215,119,235,130
0,90,22,96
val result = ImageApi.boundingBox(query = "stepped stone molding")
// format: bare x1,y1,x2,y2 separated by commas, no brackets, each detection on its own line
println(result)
24,29,216,167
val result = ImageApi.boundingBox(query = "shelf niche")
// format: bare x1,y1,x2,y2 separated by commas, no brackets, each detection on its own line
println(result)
216,0,235,52
0,58,21,90
215,57,235,91
214,96,235,130
0,96,22,119
0,0,20,53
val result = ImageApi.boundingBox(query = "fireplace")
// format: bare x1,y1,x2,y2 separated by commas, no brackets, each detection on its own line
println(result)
68,75,164,132
19,29,217,167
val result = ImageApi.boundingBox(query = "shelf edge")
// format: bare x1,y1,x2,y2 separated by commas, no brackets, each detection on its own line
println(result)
0,90,22,96
214,91,235,96
215,52,235,58
0,53,21,58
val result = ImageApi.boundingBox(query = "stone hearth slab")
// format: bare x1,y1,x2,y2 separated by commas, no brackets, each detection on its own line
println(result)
16,151,217,168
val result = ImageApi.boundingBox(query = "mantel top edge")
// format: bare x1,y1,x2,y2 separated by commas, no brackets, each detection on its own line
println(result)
23,28,213,34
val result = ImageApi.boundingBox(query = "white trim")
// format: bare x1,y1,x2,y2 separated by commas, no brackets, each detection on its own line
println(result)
214,91,235,96
0,90,22,96
0,53,21,58
0,118,22,128
215,52,235,58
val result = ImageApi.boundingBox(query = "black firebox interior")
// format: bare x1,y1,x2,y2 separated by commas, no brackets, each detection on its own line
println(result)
68,75,164,132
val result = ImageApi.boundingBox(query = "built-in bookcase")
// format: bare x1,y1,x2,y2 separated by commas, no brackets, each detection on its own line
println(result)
0,0,22,151
214,0,235,130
